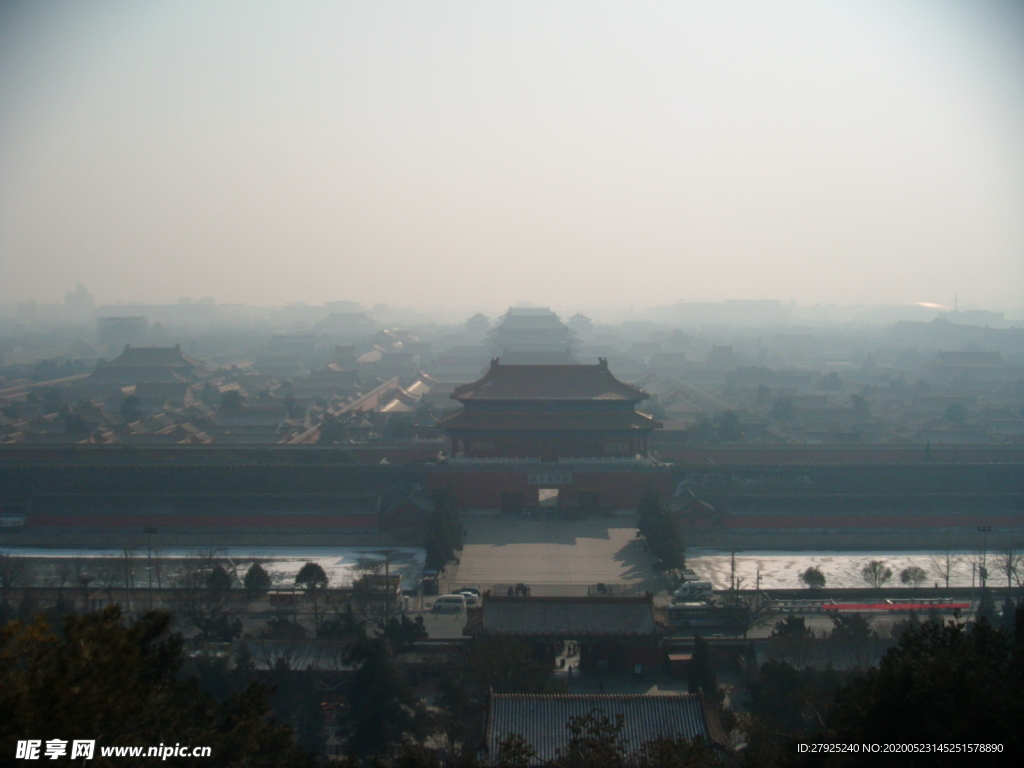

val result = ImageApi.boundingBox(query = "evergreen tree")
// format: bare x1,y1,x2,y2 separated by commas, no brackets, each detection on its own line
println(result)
295,562,328,633
637,489,684,574
206,564,233,592
688,635,721,708
825,608,1024,764
424,488,462,570
342,637,421,757
800,566,826,590
244,562,272,597
0,606,315,766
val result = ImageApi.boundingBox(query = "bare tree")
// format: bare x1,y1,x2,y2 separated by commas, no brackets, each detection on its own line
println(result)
862,560,893,590
994,548,1023,589
740,591,777,635
149,545,165,590
53,559,75,603
176,551,237,640
93,556,125,603
929,548,963,590
73,557,94,609
0,553,33,607
967,549,991,588
899,565,929,589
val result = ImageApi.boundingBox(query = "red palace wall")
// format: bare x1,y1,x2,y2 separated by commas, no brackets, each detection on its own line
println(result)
429,466,674,511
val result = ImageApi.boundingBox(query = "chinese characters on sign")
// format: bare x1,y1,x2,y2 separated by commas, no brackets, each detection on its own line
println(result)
16,740,95,760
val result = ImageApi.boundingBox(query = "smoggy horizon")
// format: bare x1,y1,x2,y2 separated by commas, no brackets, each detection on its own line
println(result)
2,2,1023,310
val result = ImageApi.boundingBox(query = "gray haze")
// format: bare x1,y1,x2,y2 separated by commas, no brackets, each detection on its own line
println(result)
1,1,1022,310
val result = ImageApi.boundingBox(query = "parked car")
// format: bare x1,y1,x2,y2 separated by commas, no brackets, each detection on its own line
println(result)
456,589,479,605
672,581,713,601
432,594,467,612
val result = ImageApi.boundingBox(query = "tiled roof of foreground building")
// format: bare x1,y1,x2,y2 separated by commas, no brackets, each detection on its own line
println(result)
485,692,728,765
466,595,663,638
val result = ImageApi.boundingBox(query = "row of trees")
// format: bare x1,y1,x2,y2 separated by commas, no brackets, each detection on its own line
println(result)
799,548,1024,591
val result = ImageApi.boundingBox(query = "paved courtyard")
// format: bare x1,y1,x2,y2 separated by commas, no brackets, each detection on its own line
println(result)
450,516,661,594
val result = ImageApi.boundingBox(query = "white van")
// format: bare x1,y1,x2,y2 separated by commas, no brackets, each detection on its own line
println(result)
433,594,467,612
672,581,714,601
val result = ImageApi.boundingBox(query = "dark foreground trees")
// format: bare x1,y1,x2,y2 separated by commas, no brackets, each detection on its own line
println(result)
744,606,1024,767
0,605,314,767
821,610,1023,766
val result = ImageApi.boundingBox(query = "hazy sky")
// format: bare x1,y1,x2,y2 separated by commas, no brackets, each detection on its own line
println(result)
2,1,1022,310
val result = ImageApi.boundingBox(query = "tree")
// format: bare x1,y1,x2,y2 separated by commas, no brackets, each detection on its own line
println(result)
64,410,90,433
424,488,462,571
637,489,685,575
747,661,843,739
688,635,721,708
716,409,742,442
826,612,878,670
899,565,928,589
341,636,421,758
206,564,233,592
824,608,1024,763
0,606,316,767
177,553,239,641
244,562,272,598
862,560,893,590
220,389,244,409
294,561,328,590
0,553,32,610
497,708,721,768
772,615,814,639
381,614,428,651
93,555,126,603
465,639,562,696
558,708,628,768
994,548,1023,589
317,414,350,445
769,616,817,669
976,588,998,625
800,566,826,590
119,394,141,423
295,561,328,633
929,547,963,589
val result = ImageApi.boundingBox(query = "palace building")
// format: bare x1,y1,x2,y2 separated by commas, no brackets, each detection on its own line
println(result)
440,359,660,460
433,359,671,513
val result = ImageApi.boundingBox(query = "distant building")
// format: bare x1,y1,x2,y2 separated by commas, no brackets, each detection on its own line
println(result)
97,316,148,347
486,307,578,355
566,311,593,336
316,312,378,339
464,312,490,339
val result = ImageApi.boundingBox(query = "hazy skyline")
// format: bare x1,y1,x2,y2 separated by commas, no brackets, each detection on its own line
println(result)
2,1,1022,310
